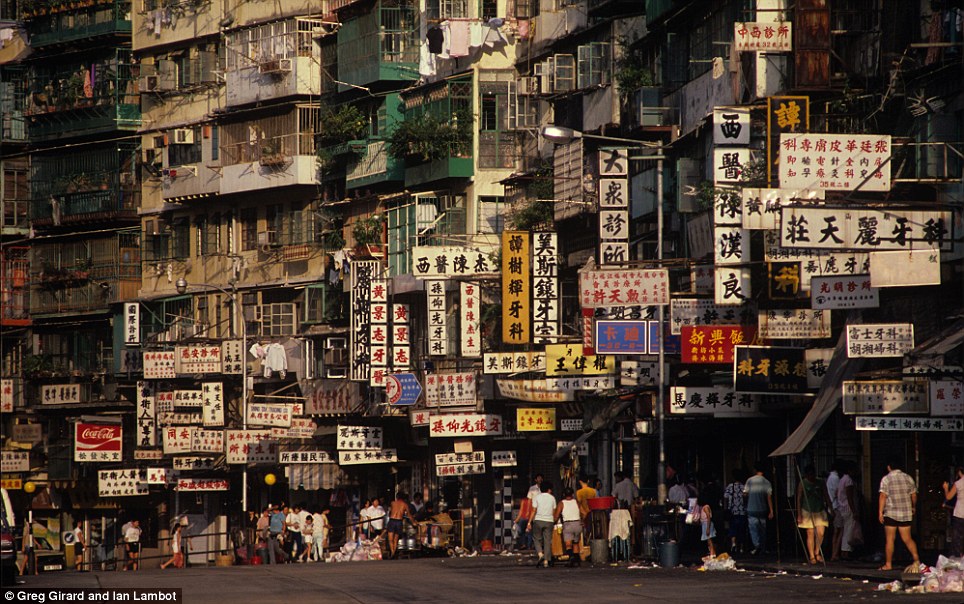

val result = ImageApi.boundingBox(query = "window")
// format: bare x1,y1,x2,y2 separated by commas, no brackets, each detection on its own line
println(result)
479,80,518,169
478,195,504,234
168,127,202,166
387,199,417,276
577,42,611,88
426,0,468,21
196,295,210,336
210,125,219,161
172,217,190,258
265,204,284,243
241,208,257,251
514,0,537,18
305,284,340,323
198,213,220,256
480,0,497,20
261,302,296,336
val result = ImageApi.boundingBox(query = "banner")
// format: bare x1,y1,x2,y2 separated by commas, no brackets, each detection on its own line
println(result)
502,231,530,344
74,423,122,462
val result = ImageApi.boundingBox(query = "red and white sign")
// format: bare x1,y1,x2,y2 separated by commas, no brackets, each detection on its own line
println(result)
163,426,193,454
225,429,277,464
246,403,292,428
579,268,670,308
429,414,502,438
271,418,317,439
410,409,432,427
779,134,891,192
74,423,122,462
425,372,477,408
734,21,791,52
143,351,176,379
303,380,359,416
1,378,14,413
929,380,964,417
175,478,230,492
680,326,753,364
190,428,224,454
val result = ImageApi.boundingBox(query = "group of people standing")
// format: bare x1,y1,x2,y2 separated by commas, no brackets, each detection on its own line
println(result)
255,503,330,564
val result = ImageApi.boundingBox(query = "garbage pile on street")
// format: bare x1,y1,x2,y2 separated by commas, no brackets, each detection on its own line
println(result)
877,557,963,594
698,553,737,571
329,538,383,563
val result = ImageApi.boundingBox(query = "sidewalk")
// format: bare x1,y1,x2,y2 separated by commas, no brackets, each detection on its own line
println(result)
740,556,914,583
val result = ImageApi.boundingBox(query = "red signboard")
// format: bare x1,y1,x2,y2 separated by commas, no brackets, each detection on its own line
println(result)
74,422,123,462
680,326,754,364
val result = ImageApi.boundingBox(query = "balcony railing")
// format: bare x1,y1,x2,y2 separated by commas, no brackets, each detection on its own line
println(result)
23,0,132,47
1,246,30,325
221,132,317,167
336,0,419,91
346,140,405,188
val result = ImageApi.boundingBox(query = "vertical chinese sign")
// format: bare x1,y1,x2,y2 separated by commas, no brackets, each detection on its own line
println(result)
502,231,530,344
350,260,379,382
767,96,809,186
427,280,448,356
201,382,223,427
598,148,629,265
531,232,559,343
393,304,411,369
124,302,140,346
460,283,481,357
369,278,389,387
136,381,156,448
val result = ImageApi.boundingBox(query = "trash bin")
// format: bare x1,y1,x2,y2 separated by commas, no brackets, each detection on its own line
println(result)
591,539,609,565
659,540,679,568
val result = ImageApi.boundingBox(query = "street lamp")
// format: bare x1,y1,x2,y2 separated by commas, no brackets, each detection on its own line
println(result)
174,277,250,513
540,125,669,505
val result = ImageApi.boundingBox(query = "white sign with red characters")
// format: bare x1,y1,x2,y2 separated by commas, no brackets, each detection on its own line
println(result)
225,429,277,464
303,380,360,416
579,268,670,308
98,469,148,497
143,351,176,379
190,428,224,454
176,478,230,492
271,418,317,439
429,414,503,438
929,380,964,417
460,282,482,356
174,345,222,375
393,303,411,370
425,372,477,408
163,426,193,454
734,21,792,52
74,423,122,462
2,378,15,413
410,409,432,427
779,134,891,192
246,403,292,428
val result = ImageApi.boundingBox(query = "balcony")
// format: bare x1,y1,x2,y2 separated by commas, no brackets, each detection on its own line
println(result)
29,143,139,226
23,0,132,48
220,105,320,195
336,0,418,92
346,140,405,189
1,246,30,326
30,231,140,315
224,18,324,108
24,48,140,142
399,76,473,188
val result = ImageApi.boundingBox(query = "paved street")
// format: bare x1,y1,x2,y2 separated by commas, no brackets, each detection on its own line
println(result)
11,557,962,603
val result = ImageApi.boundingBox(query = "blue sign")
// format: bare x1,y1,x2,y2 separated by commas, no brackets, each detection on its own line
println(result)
595,320,649,354
648,321,681,355
386,373,422,406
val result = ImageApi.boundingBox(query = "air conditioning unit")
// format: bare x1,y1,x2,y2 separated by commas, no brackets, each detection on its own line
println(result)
144,217,160,236
519,76,539,95
141,75,160,92
172,128,195,145
635,87,663,127
325,367,347,379
325,336,347,349
243,305,262,322
324,348,348,366
259,59,291,74
279,58,292,71
257,230,279,248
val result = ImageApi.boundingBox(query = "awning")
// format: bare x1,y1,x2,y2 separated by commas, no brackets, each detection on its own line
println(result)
552,398,634,462
906,318,964,359
769,329,865,457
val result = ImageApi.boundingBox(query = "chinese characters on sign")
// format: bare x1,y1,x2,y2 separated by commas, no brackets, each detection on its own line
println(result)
426,280,448,357
670,387,759,415
811,275,879,310
162,427,192,454
429,414,502,437
768,262,802,299
517,408,556,431
190,428,224,454
598,148,630,265
532,233,560,341
764,231,871,290
337,425,383,450
369,277,390,387
714,226,748,265
0,378,13,413
173,389,203,407
758,309,831,339
742,188,822,230
497,379,573,403
176,478,230,492
734,21,792,52
172,456,215,470
714,148,750,186
930,381,964,416
733,346,809,395
124,302,140,345
272,418,317,439
680,326,752,364
670,298,755,335
781,207,952,250
545,343,614,376
502,231,531,343
303,380,359,416
842,381,928,415
767,96,809,185
412,246,496,278
714,267,751,306
225,429,277,464
392,303,411,370
714,108,750,146
805,348,834,389
74,423,122,462
350,259,378,382
846,323,914,358
491,450,517,467
201,382,223,427
579,268,670,308
221,339,244,374
136,381,156,448
98,469,147,497
856,416,963,432
594,320,648,354
460,283,481,356
779,134,892,192
425,372,478,408
41,384,83,405
545,376,616,392
410,409,431,427
143,351,176,379
175,345,221,374
435,461,485,477
279,450,336,464
0,451,28,472
483,351,546,374
339,449,398,465
436,451,485,466
246,403,293,428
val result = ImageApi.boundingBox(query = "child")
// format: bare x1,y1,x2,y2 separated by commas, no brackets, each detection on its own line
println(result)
699,496,717,557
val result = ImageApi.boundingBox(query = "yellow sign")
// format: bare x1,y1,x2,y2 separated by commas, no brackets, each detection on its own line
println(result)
0,478,22,489
767,95,810,185
502,231,530,344
517,408,556,431
545,344,615,377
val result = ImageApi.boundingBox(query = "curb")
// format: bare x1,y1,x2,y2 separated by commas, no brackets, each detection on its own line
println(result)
739,562,900,583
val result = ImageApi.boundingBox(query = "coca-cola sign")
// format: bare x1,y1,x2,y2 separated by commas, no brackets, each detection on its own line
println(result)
74,422,123,463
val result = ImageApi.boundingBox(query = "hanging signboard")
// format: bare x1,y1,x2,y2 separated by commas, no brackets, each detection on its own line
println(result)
502,231,531,344
410,409,432,427
436,451,485,466
175,345,221,375
98,469,147,497
670,387,760,415
162,427,193,454
492,450,517,467
714,267,751,306
734,346,809,395
842,381,929,415
190,428,224,454
680,326,753,364
41,384,83,405
12,424,42,443
670,298,755,335
742,188,823,230
556,441,589,456
594,320,648,354
805,348,834,389
411,246,497,278
517,408,556,431
846,323,914,358
303,380,359,416
0,378,13,413
350,259,378,382
779,134,891,192
145,468,174,485
764,230,871,290
225,429,277,464
870,249,941,287
436,460,485,477
460,282,482,356
1,451,29,472
930,381,964,417
811,275,879,309
429,414,503,437
175,478,230,492
545,376,617,392
498,379,572,403
369,278,390,388
221,339,244,374
483,351,546,374
714,226,748,265
124,302,140,346
280,450,336,464
136,381,156,449
856,416,963,432
545,343,614,376
758,309,831,339
201,382,224,427
781,206,952,250
734,21,792,52
172,457,216,470
339,449,398,465
246,403,292,428
392,303,411,370
767,96,809,186
713,148,750,186
579,268,670,308
143,351,176,379
425,372,478,408
74,423,122,462
768,262,802,299
714,108,750,146
272,418,317,439
336,425,383,450
532,233,560,340
426,279,449,357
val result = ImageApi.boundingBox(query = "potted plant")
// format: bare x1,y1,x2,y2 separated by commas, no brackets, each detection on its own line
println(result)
351,214,384,256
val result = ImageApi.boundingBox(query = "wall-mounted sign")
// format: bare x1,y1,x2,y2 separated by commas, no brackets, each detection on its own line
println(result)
734,21,792,52
429,414,502,437
190,428,224,454
336,425,383,450
532,233,560,340
805,348,834,389
579,268,670,308
516,408,556,431
758,309,831,339
175,478,230,492
714,108,750,146
143,351,176,379
411,246,496,278
350,259,378,382
0,378,13,413
779,134,891,192
41,384,83,405
811,275,879,309
280,450,336,464
842,381,928,415
714,226,748,265
781,206,952,250
98,469,147,497
1,451,29,472
595,320,648,354
680,326,753,364
713,148,750,186
74,423,122,462
670,298,755,335
425,372,477,408
734,346,808,395
225,430,277,464
174,345,222,375
124,302,140,345
498,379,572,403
714,267,751,306
436,451,485,466
930,381,964,416
339,449,398,465
742,188,822,230
163,427,192,454
846,323,914,358
272,418,317,439
435,460,485,477
201,382,224,427
410,409,432,427
491,450,517,467
764,230,870,290
12,423,42,443
767,96,809,186
246,403,292,428
545,343,614,376
545,376,616,392
221,339,244,374
870,249,941,287
502,231,531,344
460,282,482,356
670,387,760,415
172,457,216,470
483,351,546,374
556,441,589,456
136,381,156,448
856,416,963,432
426,279,449,357
303,380,360,416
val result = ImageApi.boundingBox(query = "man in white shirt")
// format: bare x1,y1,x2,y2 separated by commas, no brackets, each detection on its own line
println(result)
527,481,557,568
369,498,386,535
286,505,303,559
826,462,842,561
527,474,543,501
612,471,639,509
124,520,142,571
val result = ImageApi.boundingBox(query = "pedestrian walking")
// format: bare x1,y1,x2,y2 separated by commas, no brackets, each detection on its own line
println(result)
835,462,858,561
796,465,830,564
723,471,748,553
312,508,330,562
160,524,184,569
299,515,314,562
554,487,582,567
386,492,415,559
878,458,920,571
71,521,85,571
267,504,286,564
124,519,141,571
528,481,556,568
18,519,36,576
697,495,716,558
286,505,304,560
826,461,843,561
942,466,964,557
744,462,773,555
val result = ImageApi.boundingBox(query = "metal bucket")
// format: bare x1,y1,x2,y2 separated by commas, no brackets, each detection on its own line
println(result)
405,537,417,551
659,540,679,568
590,539,609,565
